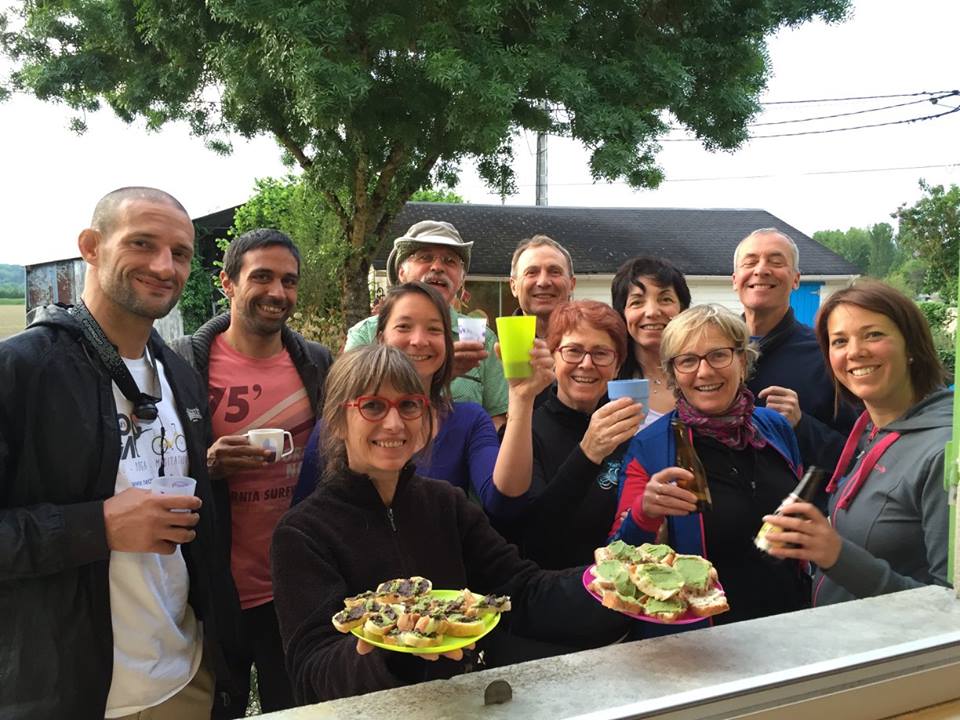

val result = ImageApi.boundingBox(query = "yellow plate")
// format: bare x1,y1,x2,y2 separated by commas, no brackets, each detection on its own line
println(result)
350,589,501,654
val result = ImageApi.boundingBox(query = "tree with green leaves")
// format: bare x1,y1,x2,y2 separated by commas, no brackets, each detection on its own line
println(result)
813,222,899,279
895,180,960,301
2,0,848,324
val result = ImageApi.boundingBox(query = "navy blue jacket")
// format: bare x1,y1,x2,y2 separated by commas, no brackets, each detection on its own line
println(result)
747,308,858,475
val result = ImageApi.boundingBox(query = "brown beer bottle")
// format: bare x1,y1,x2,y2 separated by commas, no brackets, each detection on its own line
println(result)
755,466,826,553
671,419,713,513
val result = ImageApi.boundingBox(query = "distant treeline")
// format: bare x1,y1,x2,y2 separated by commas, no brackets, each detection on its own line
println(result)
0,265,25,298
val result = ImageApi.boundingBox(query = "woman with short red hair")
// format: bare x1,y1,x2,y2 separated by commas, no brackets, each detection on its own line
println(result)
493,300,644,570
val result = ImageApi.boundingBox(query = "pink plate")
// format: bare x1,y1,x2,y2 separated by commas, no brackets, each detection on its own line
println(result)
582,564,725,625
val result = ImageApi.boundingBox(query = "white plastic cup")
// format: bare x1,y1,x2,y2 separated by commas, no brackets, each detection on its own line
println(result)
457,316,487,343
247,428,294,462
152,475,197,512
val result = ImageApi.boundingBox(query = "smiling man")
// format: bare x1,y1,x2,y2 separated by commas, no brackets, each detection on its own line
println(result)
345,220,509,428
509,235,576,338
171,228,332,718
733,228,857,473
1,187,239,719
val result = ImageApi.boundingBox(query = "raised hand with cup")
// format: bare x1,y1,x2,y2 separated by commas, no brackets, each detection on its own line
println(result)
578,396,645,464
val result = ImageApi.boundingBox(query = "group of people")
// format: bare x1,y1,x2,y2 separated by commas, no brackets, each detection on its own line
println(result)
0,187,952,719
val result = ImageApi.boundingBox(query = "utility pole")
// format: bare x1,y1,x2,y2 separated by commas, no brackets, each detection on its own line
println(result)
535,131,548,206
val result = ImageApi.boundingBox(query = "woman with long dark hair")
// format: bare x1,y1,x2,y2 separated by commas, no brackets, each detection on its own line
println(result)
295,282,529,520
611,256,691,430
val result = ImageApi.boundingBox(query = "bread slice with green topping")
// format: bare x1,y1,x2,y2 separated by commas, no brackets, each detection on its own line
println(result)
629,563,685,601
672,554,718,593
642,595,688,623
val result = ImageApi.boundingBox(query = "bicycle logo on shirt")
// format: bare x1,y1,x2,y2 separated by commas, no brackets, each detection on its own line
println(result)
152,427,188,456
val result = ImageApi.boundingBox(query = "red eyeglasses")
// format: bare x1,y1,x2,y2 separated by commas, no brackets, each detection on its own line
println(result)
343,394,430,422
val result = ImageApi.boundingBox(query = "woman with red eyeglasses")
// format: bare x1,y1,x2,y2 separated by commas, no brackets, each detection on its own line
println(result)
271,343,627,703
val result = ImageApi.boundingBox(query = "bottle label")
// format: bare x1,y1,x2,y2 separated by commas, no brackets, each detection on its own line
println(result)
754,521,785,552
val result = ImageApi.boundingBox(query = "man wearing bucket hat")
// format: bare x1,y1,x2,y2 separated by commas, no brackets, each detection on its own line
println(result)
345,220,509,428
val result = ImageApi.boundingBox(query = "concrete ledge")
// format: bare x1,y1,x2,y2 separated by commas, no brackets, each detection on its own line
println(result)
260,586,960,719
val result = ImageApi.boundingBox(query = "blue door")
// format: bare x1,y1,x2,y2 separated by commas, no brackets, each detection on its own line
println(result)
790,282,823,326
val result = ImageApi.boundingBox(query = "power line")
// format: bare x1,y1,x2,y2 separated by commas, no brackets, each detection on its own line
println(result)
663,91,959,131
662,105,960,141
750,92,958,127
760,90,956,105
501,162,960,188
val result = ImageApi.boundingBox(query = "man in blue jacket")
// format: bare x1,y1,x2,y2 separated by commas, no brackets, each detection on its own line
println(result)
733,228,857,473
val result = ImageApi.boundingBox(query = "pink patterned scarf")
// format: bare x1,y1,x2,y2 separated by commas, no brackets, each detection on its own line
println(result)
676,385,767,450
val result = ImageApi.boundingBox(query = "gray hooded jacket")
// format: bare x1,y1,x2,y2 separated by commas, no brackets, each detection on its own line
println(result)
814,388,953,606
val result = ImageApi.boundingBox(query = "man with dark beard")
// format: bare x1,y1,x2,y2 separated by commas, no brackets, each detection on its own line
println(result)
171,228,332,718
1,187,239,719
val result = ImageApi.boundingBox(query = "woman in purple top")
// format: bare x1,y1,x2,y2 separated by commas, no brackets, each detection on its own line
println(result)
296,282,526,519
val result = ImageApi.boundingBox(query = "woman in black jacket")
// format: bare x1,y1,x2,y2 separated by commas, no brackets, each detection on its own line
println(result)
271,344,626,704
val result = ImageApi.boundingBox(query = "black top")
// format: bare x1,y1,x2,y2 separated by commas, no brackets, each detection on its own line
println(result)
0,304,240,719
271,465,627,704
695,435,810,624
507,388,628,570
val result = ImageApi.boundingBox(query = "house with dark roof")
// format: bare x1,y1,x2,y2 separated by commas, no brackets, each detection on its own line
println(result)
373,202,859,325
186,201,858,326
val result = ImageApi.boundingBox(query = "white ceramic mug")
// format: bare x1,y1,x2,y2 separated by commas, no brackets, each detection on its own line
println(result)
247,428,295,462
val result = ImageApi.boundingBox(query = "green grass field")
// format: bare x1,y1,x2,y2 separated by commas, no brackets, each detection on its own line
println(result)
0,302,25,338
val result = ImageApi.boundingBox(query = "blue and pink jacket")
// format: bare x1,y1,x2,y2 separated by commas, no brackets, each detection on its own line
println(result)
609,407,802,554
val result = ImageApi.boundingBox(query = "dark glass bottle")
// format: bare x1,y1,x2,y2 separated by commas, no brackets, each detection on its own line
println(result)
671,419,713,513
755,466,826,553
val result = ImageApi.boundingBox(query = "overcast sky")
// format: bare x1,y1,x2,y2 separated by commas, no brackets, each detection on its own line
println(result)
1,0,958,267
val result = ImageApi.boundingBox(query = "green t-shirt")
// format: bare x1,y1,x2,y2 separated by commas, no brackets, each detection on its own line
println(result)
344,308,509,416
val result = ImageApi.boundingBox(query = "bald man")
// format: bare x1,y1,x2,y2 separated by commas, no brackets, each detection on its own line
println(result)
0,188,239,719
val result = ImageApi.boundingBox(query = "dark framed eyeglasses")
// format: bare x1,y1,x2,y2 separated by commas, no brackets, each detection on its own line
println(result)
343,394,430,422
557,345,617,367
671,347,741,374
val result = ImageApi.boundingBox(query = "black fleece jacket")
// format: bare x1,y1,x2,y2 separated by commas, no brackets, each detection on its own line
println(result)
271,465,627,704
509,388,628,570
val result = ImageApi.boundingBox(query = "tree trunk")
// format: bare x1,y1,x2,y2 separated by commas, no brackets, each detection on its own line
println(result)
342,250,372,329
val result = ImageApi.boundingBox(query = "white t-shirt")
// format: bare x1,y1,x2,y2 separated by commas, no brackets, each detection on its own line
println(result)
638,408,665,433
104,354,203,718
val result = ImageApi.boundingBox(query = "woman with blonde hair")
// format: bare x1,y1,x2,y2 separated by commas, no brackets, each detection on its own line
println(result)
611,304,809,625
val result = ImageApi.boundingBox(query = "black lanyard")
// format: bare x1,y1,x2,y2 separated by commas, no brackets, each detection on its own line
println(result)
69,299,162,423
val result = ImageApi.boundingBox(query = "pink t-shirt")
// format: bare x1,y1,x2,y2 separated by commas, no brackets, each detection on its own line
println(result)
209,334,315,609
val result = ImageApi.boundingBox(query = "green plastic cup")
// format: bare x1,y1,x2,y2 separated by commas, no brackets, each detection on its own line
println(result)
495,316,537,379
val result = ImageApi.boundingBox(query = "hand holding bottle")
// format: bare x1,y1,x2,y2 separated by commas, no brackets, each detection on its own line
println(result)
760,501,843,569
641,467,699,519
